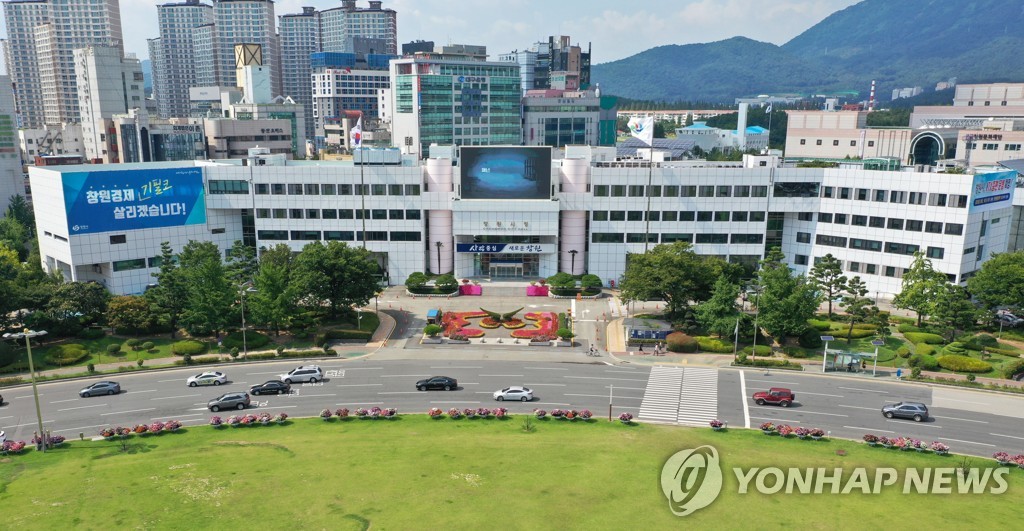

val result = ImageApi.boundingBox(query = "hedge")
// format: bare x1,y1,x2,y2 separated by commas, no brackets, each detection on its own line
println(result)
1003,359,1024,379
741,344,772,356
807,319,831,331
243,352,278,361
45,344,89,365
897,324,921,334
903,332,945,345
77,328,106,340
915,343,936,356
734,358,804,370
875,349,897,363
173,356,220,366
895,346,911,358
171,340,207,356
907,353,939,371
965,334,999,349
221,330,271,351
943,342,968,355
936,355,993,373
0,341,16,367
798,328,823,348
833,328,877,339
665,331,698,353
696,337,734,353
324,329,372,341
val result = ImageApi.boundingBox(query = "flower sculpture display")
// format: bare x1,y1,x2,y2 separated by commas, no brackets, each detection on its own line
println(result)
476,407,491,418
533,409,547,419
993,451,1011,464
618,412,634,424
258,413,272,425
1,440,27,454
429,407,444,418
777,424,794,437
863,434,879,445
759,422,776,434
227,415,241,427
100,427,115,438
930,441,950,454
275,413,289,423
133,424,149,435
511,312,559,339
448,408,462,419
355,408,369,418
493,407,508,419
579,409,592,420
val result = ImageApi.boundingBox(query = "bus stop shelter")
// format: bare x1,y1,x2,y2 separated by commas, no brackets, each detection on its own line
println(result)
822,349,877,373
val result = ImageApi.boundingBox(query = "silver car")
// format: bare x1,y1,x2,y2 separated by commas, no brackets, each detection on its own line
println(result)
208,392,250,412
279,365,323,384
493,386,534,402
80,381,121,397
881,402,929,422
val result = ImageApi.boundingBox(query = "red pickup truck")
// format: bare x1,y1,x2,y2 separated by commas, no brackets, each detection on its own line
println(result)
752,387,796,407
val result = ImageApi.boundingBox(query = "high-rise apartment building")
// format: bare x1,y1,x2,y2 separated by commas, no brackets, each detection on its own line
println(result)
2,0,123,127
500,35,591,92
211,0,279,94
388,53,522,156
75,45,145,163
153,0,213,119
319,0,396,54
279,6,320,140
0,75,23,211
311,52,393,138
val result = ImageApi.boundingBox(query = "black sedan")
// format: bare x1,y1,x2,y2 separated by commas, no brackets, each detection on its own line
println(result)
250,380,291,395
80,381,121,397
416,376,458,391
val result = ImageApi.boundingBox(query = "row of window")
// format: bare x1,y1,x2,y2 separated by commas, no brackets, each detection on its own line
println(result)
794,256,960,283
591,233,764,245
592,184,770,198
807,232,946,259
799,139,877,147
593,210,767,222
256,208,422,220
249,182,422,196
821,186,968,208
796,212,968,235
257,230,422,242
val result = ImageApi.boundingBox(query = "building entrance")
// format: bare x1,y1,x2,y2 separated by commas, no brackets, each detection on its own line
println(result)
474,253,539,278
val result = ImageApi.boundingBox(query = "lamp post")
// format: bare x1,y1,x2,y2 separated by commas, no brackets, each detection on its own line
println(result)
871,339,885,377
239,283,257,360
568,249,578,275
821,335,835,373
3,329,48,451
435,241,444,275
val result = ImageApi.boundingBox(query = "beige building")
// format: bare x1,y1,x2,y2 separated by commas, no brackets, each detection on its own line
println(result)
204,118,295,159
784,110,913,160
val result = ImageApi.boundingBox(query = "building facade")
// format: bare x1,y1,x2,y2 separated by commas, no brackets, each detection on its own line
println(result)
784,110,914,161
0,75,22,210
153,0,214,119
210,0,279,95
74,45,145,163
521,88,617,147
279,6,320,140
310,52,393,138
29,147,1017,298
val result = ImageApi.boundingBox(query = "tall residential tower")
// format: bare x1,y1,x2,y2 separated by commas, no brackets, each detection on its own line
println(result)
153,0,213,119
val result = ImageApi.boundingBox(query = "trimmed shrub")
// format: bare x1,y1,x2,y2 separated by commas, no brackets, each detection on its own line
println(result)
245,352,277,361
77,327,106,340
324,329,372,341
734,358,803,370
665,331,698,353
171,340,207,356
944,342,968,355
907,354,939,371
904,332,945,345
182,354,192,365
896,346,911,358
875,349,897,363
0,341,16,367
229,347,240,359
46,344,89,366
141,342,155,351
937,355,992,373
915,343,936,356
897,324,921,334
221,330,271,351
125,338,141,351
556,328,574,340
911,367,922,378
1002,359,1024,380
782,346,816,359
423,324,443,337
798,328,823,348
807,319,832,331
838,328,877,339
696,336,734,353
105,343,122,355
966,373,976,382
965,334,999,349
87,363,95,372
741,344,772,356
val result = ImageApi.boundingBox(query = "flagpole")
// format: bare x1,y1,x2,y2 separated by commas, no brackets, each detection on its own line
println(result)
765,103,773,152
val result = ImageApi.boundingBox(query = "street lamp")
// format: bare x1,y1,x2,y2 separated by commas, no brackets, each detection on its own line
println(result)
239,283,257,360
3,329,48,451
435,241,444,275
870,339,885,377
568,249,578,275
820,335,835,373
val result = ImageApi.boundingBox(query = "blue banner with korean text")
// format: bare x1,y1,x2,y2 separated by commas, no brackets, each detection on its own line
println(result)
969,170,1016,214
63,167,206,235
456,243,553,254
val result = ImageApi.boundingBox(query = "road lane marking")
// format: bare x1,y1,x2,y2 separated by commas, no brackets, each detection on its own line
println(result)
430,366,482,369
989,433,1024,441
797,391,845,398
938,437,995,447
159,378,183,383
933,416,988,424
292,393,338,398
749,407,848,417
533,402,571,406
58,404,107,412
604,386,646,391
838,387,887,393
380,374,431,378
343,367,383,370
249,371,285,375
936,397,987,405
334,402,384,406
7,420,54,427
565,393,642,399
747,379,801,386
53,424,108,433
0,415,12,420
377,391,425,395
124,390,158,394
521,383,566,387
479,374,524,377
150,394,201,401
740,370,750,429
604,370,641,374
430,401,481,405
843,426,895,433
751,416,802,424
564,376,647,382
837,405,879,411
524,367,569,370
885,421,942,428
101,408,156,416
49,398,80,404
14,395,42,399
336,383,383,387
151,413,204,420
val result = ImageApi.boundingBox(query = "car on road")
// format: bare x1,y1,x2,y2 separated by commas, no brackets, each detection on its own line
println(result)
80,381,121,397
416,376,458,391
752,387,795,407
996,310,1023,327
279,365,323,384
493,386,533,402
208,392,250,412
881,401,929,422
250,380,290,395
186,371,227,387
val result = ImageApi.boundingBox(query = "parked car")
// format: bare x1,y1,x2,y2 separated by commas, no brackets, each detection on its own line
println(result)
493,386,533,402
881,401,929,422
415,376,458,391
80,381,121,397
996,310,1023,327
752,387,796,407
250,380,290,395
208,392,250,412
278,365,323,384
186,371,227,387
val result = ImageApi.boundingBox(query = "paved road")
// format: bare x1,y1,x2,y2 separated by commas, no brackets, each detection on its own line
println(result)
3,356,1024,457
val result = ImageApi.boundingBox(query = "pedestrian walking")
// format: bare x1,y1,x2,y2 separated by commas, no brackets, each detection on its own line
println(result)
638,343,644,352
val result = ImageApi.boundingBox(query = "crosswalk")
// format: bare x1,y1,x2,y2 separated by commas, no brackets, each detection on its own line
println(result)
638,366,719,425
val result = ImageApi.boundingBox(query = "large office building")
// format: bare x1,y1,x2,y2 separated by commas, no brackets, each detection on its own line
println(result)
1,0,124,127
521,88,617,147
209,0,279,94
75,45,145,163
0,75,22,210
310,52,393,138
152,0,214,119
29,146,1018,298
388,55,522,156
500,35,591,92
319,0,397,55
279,6,320,140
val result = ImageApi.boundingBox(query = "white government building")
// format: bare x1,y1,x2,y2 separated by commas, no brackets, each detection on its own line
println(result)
29,145,1019,299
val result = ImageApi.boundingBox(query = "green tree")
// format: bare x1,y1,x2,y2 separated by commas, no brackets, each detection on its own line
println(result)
178,240,234,336
619,242,737,319
0,217,29,260
248,244,295,336
5,194,34,234
756,248,820,342
106,295,155,334
840,276,876,343
47,281,111,328
225,240,258,285
809,253,847,319
967,250,1024,311
147,242,188,338
290,241,378,319
694,277,741,338
893,251,948,326
931,284,978,342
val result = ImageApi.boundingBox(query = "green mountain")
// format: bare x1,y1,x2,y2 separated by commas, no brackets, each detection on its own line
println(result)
592,0,1024,103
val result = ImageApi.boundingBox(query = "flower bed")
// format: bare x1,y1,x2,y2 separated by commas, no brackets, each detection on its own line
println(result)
618,412,634,424
1,440,27,454
511,312,559,338
864,433,951,455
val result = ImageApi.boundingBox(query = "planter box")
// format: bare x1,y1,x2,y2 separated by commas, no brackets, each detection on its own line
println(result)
555,340,573,347
529,341,552,347
459,285,482,296
421,335,442,344
446,339,470,344
526,286,549,296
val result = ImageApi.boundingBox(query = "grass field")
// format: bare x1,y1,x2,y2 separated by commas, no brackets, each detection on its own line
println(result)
0,417,1019,529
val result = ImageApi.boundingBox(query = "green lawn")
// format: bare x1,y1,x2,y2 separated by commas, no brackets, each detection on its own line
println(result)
0,417,1018,528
